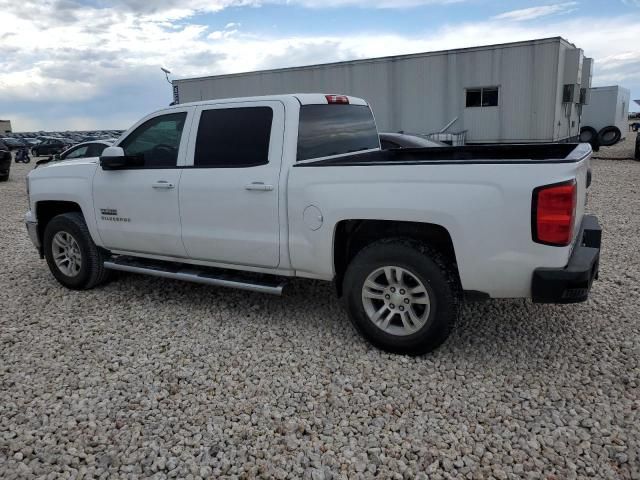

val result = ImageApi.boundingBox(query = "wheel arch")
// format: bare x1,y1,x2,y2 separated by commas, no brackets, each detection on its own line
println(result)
333,219,460,297
35,200,84,256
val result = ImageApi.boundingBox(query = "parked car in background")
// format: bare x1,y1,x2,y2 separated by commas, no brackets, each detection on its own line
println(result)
1,138,26,151
22,138,40,147
57,140,115,161
32,138,70,156
379,133,446,150
0,140,11,181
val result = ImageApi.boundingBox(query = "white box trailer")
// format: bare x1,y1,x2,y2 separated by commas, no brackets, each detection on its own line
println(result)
174,37,592,144
580,86,630,145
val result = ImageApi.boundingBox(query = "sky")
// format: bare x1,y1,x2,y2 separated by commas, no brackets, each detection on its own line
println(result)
0,0,639,132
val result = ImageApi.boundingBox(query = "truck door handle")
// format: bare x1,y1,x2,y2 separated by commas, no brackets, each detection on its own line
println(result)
245,182,274,191
152,181,175,190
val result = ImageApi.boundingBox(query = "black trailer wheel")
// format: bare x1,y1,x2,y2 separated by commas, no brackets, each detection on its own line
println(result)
579,126,598,144
597,126,621,147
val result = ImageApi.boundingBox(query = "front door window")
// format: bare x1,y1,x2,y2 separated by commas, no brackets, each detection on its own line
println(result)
120,113,187,168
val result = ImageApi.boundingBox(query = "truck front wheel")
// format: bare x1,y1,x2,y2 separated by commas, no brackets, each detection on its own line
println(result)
343,239,460,355
43,212,110,290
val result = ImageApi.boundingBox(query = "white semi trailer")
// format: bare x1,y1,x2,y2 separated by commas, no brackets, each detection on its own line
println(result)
580,86,630,146
173,37,593,145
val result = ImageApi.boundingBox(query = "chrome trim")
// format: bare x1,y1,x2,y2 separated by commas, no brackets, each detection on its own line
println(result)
103,261,286,295
295,147,381,165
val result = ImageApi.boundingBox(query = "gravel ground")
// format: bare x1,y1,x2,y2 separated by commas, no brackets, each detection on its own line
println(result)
1,157,639,480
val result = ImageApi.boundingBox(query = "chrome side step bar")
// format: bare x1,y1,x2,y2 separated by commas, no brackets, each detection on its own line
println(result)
104,258,287,295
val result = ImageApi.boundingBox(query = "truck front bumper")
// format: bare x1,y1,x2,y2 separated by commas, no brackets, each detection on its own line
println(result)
532,215,601,304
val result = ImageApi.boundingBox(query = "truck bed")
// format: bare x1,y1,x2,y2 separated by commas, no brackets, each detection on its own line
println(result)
296,143,590,166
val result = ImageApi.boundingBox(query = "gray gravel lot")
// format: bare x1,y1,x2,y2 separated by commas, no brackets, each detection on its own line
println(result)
1,157,639,479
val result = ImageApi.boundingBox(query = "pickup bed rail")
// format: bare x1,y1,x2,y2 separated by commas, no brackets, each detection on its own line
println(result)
296,143,591,167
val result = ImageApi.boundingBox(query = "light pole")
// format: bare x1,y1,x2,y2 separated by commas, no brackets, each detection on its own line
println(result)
161,67,172,85
161,67,177,105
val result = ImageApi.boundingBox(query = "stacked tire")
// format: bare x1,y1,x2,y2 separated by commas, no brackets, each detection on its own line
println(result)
580,125,622,150
579,126,598,144
597,126,621,147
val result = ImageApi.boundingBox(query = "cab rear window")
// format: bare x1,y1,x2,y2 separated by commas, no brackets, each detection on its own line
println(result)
297,105,379,161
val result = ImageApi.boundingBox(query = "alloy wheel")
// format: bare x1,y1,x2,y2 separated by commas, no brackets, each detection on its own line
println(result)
361,266,431,336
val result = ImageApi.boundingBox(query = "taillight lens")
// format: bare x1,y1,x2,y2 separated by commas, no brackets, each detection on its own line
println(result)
532,180,577,246
325,95,349,104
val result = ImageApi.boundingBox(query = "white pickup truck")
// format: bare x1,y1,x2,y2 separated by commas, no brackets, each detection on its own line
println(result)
25,94,602,354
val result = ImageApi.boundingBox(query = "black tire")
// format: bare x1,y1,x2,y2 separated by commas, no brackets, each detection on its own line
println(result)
43,212,111,290
635,133,640,161
598,126,621,147
0,174,8,182
343,238,460,355
579,126,598,144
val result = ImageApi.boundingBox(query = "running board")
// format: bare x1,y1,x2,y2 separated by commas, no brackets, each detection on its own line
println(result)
104,257,287,295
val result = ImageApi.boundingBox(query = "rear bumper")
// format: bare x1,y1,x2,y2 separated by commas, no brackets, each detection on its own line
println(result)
532,215,601,304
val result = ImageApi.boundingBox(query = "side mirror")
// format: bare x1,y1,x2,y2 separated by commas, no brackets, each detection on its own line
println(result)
100,146,125,170
99,146,143,170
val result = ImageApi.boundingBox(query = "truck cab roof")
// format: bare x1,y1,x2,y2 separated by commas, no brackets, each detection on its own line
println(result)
171,93,369,108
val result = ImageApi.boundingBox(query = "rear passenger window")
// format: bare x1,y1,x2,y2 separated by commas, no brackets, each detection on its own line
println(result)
194,107,273,167
297,105,379,161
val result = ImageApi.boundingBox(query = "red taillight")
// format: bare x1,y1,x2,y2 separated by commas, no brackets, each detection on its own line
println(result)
325,95,349,104
532,180,577,246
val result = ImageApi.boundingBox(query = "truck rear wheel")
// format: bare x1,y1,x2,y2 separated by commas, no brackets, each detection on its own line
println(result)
343,238,460,355
43,212,110,290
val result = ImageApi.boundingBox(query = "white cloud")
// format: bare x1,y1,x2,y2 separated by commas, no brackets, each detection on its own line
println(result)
284,0,463,6
1,0,639,130
493,2,578,21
